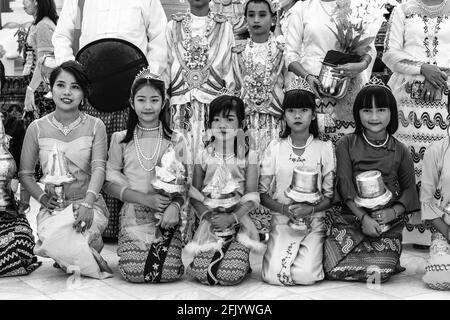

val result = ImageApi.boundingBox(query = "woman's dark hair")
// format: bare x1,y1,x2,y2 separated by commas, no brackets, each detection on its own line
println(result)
280,89,319,138
35,0,58,25
353,84,398,135
121,77,172,144
49,60,91,104
244,0,276,16
206,95,248,158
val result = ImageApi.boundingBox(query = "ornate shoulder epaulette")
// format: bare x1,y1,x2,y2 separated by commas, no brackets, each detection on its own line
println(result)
171,12,188,22
212,12,228,23
231,43,246,54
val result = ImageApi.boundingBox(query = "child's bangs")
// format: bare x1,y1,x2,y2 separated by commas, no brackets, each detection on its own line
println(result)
282,89,317,112
354,86,396,111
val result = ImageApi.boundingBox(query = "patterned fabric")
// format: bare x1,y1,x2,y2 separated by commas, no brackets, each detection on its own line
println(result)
382,1,450,245
83,102,129,239
0,214,41,277
423,232,450,290
187,235,251,286
395,95,449,244
118,204,184,283
324,211,404,283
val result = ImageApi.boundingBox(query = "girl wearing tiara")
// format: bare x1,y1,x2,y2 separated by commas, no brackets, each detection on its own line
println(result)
259,78,335,285
104,68,187,283
232,0,287,235
323,79,420,283
186,94,263,286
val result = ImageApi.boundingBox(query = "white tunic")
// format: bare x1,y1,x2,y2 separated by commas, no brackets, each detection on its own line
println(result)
52,0,168,75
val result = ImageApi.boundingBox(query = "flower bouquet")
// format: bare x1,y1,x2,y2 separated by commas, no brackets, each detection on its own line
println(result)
151,145,187,220
318,0,386,99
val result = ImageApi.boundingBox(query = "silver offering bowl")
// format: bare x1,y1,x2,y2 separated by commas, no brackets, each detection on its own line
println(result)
318,62,350,99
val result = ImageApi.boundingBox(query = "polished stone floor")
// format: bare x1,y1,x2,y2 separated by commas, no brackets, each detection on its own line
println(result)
1,195,449,300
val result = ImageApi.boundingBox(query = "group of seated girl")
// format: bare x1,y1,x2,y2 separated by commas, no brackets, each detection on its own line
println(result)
3,60,448,290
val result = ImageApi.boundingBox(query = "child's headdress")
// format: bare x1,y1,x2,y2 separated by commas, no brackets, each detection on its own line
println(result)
362,76,392,92
134,66,163,83
244,0,281,13
285,77,314,95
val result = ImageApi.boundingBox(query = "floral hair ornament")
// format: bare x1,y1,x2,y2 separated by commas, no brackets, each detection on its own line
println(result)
243,0,281,14
134,66,163,82
285,77,314,94
363,76,392,92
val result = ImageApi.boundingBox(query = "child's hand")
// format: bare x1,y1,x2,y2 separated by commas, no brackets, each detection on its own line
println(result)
288,203,313,219
371,208,396,225
361,215,382,238
144,193,171,212
159,203,180,229
211,213,235,231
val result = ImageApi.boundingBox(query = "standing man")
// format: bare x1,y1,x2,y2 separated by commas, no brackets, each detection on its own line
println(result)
52,0,168,75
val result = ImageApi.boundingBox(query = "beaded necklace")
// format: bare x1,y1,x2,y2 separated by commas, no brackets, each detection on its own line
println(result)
134,125,163,172
244,33,274,106
181,11,215,71
362,131,390,148
417,0,448,16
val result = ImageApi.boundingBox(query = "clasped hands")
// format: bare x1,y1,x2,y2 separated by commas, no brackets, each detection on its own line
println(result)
208,207,237,231
284,203,314,222
143,192,181,229
361,207,397,238
420,64,448,102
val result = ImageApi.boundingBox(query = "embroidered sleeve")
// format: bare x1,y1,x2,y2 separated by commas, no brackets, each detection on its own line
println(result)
420,140,445,220
221,21,236,91
382,6,424,75
87,119,107,195
35,20,54,59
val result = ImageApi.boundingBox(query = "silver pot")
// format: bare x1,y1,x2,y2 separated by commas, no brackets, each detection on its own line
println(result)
318,62,350,99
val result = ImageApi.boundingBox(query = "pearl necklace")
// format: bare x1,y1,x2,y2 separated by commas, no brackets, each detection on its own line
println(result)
362,131,390,148
134,126,162,172
137,124,159,132
287,135,314,150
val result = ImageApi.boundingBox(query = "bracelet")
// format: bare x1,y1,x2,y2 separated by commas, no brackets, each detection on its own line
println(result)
86,189,98,199
119,186,128,202
311,206,315,215
38,193,48,205
79,202,94,210
305,73,313,82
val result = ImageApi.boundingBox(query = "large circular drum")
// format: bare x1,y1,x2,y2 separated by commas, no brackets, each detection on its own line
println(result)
76,38,148,113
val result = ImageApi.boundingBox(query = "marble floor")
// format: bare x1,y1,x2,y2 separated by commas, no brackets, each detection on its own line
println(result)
1,195,449,300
